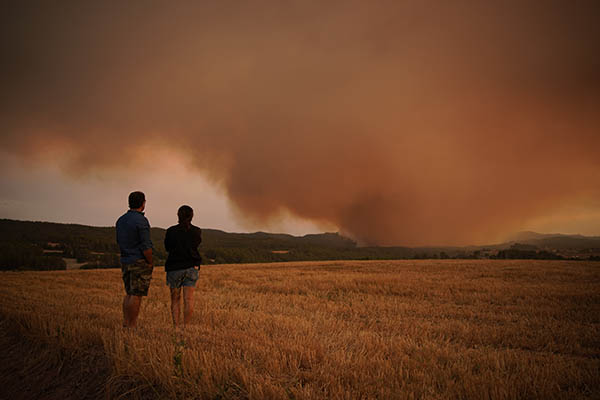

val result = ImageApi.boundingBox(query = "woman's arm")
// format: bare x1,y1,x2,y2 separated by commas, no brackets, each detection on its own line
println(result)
194,227,202,247
164,228,173,252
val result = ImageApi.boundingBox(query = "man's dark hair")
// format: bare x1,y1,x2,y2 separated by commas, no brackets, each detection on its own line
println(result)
128,191,146,209
177,205,194,228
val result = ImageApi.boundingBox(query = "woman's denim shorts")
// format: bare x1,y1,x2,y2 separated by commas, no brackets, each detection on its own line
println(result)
166,267,199,288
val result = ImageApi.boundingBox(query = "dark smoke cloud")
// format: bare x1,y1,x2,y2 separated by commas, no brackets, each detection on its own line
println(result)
1,1,599,245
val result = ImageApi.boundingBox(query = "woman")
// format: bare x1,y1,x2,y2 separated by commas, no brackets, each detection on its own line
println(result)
164,205,202,327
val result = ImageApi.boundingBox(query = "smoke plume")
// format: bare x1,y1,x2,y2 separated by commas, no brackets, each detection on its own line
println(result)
1,1,599,245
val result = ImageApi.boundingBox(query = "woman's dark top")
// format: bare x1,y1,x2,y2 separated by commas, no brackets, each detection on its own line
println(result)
164,223,202,271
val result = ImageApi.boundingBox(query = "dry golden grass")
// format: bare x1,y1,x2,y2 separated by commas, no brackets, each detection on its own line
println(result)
0,260,599,399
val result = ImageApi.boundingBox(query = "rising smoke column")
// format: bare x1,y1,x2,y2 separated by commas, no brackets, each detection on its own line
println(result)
1,1,599,245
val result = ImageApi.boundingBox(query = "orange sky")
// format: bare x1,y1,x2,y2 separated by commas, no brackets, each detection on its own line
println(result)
1,1,599,245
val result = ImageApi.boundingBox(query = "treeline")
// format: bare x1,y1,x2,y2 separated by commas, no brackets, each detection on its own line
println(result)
489,243,576,260
0,219,172,270
1,219,598,271
202,246,415,264
0,242,65,271
0,220,418,269
0,219,362,270
492,247,564,260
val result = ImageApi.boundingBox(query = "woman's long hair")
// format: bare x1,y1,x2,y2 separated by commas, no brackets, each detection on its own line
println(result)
177,205,193,229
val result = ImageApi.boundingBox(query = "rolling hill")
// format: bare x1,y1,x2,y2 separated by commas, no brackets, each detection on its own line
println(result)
1,219,599,270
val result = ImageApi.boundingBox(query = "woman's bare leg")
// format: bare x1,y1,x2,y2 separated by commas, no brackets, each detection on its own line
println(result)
170,287,182,327
183,287,195,325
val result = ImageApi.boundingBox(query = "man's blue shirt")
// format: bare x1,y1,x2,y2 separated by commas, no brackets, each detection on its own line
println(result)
116,210,153,264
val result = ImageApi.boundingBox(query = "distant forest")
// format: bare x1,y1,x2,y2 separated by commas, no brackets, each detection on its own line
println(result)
0,219,599,271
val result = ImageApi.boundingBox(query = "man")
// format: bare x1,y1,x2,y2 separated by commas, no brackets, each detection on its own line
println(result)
116,191,154,328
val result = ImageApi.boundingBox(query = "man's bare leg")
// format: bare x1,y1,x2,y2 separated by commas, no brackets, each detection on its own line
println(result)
183,287,195,326
170,287,182,327
123,295,142,328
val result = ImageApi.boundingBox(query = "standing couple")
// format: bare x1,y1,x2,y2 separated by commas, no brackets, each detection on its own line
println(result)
116,191,202,329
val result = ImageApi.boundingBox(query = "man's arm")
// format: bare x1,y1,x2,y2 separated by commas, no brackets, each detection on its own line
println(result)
143,248,153,266
139,218,154,265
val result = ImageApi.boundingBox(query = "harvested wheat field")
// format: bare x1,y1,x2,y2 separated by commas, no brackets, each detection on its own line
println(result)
0,260,598,399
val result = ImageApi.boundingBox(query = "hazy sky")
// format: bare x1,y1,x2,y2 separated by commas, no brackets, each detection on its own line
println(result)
1,1,599,245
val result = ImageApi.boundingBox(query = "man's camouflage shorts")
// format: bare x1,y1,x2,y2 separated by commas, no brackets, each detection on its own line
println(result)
121,258,153,296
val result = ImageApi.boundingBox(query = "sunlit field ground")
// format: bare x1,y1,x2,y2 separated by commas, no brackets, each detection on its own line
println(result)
0,260,598,399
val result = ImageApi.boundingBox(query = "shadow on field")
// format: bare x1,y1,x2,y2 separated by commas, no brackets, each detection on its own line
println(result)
0,317,160,400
